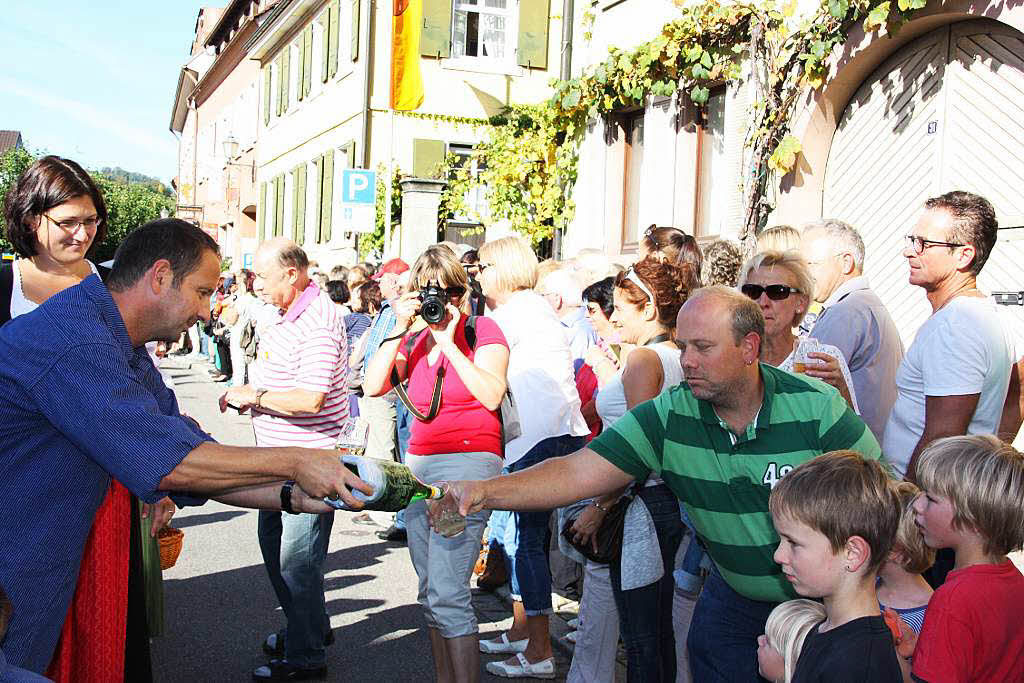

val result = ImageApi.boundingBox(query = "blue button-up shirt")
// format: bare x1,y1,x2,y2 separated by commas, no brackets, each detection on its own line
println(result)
363,300,397,365
0,275,212,673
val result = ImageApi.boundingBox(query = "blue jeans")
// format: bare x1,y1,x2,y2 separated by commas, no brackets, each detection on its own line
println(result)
609,483,684,683
393,402,413,531
687,567,778,682
258,510,335,667
494,434,585,615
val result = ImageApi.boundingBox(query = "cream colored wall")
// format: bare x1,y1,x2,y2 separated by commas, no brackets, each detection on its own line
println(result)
561,0,752,260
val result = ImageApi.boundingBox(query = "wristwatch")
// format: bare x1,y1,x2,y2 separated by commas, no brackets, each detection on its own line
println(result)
254,388,268,409
280,480,298,514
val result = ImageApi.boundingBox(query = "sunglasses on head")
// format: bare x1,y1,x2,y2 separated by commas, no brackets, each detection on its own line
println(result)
740,284,801,301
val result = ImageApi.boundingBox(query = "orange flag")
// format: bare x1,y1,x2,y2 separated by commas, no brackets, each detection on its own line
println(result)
390,0,424,111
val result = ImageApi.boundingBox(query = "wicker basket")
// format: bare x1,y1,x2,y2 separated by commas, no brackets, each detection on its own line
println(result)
158,527,184,570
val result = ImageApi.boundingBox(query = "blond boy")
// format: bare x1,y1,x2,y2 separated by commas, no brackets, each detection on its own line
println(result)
910,435,1024,683
768,451,903,682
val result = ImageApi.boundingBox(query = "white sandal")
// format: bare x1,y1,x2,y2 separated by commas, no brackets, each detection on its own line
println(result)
478,632,529,654
485,652,555,679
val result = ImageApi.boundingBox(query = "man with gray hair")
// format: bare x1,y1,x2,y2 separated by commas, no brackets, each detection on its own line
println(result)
800,219,904,443
222,236,351,681
537,267,597,365
439,286,882,681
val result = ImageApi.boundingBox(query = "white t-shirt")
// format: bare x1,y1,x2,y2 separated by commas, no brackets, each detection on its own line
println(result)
883,296,1014,477
10,259,98,317
489,289,589,466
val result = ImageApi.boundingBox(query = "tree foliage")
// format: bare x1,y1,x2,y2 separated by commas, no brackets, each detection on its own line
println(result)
440,0,926,247
0,146,174,260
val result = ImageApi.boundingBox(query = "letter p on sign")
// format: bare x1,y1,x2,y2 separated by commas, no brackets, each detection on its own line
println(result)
342,169,375,205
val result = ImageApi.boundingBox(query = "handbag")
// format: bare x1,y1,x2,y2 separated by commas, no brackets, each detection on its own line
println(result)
560,474,650,565
560,494,631,564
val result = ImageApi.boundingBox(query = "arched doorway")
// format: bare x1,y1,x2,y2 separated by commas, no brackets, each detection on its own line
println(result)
822,18,1024,343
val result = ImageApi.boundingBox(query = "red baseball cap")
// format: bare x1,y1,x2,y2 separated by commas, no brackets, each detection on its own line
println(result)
372,258,410,279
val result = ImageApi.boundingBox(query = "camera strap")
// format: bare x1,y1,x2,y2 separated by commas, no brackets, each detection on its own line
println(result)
390,328,445,421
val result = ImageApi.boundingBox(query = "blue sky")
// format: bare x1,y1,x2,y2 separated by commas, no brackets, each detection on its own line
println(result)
0,1,209,183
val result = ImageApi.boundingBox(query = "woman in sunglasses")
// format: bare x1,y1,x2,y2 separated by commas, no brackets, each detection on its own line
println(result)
362,245,510,682
739,250,858,410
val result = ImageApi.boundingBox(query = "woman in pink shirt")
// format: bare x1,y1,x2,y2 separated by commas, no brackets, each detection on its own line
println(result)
363,245,509,683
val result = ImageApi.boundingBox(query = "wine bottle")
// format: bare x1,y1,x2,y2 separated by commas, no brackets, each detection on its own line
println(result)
324,454,444,512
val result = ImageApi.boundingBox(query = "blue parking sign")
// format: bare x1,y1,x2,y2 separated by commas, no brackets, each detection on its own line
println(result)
341,169,375,205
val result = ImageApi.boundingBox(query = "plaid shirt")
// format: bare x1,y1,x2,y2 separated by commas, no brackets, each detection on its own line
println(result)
363,300,397,365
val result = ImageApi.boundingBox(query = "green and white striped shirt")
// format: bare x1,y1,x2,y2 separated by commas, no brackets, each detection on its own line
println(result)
589,363,883,603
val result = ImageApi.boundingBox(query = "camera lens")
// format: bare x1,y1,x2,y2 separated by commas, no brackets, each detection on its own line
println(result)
419,286,446,324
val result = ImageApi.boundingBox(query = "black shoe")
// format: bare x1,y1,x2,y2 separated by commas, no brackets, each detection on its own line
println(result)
262,630,335,657
252,659,326,681
376,524,407,542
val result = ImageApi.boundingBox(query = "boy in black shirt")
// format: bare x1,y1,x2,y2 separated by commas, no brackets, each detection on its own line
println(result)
767,451,903,682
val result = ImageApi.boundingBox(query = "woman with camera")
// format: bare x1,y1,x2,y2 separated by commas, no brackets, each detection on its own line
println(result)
363,245,509,683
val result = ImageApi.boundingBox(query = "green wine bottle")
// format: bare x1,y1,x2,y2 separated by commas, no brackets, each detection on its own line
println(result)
327,455,444,512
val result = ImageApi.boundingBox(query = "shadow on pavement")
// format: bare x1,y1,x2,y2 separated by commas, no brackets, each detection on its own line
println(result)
173,509,249,530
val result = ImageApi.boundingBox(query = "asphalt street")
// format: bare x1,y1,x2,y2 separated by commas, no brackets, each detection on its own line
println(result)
150,357,614,682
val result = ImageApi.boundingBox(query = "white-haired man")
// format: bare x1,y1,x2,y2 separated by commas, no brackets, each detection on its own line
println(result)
537,267,597,365
800,219,904,444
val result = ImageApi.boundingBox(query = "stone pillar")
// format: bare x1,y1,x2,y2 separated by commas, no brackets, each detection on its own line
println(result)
397,177,447,260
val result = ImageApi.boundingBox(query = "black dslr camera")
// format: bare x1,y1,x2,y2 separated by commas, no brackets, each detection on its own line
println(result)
419,285,447,324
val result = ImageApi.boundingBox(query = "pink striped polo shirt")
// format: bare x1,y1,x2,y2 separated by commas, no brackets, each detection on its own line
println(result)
250,282,350,448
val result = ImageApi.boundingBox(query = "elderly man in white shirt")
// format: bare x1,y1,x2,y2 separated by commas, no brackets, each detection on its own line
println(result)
536,268,598,367
800,219,904,444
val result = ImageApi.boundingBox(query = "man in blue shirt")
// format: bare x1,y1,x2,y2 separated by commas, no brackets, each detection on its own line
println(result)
0,219,370,674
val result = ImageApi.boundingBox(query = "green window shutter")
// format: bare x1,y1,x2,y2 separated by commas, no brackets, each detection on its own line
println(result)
313,156,324,241
275,54,284,116
421,0,452,58
319,11,330,83
297,164,307,243
295,39,305,101
303,25,313,97
517,0,549,69
351,0,360,62
291,166,301,240
258,181,267,241
320,149,334,243
282,47,291,111
275,175,285,236
263,67,271,125
328,0,340,78
413,138,446,178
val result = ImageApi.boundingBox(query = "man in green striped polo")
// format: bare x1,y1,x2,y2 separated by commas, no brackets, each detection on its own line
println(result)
440,286,883,682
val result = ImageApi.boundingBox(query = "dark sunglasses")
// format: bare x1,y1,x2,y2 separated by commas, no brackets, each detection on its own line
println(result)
740,284,801,301
443,286,467,298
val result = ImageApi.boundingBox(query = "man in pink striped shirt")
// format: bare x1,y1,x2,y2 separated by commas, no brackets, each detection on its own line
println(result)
221,237,349,682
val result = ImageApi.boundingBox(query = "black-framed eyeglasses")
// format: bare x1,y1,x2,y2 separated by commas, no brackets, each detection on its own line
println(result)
44,213,102,233
905,235,965,254
443,286,467,299
740,283,802,301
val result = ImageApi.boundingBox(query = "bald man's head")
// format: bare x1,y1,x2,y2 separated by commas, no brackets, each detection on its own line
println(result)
253,238,311,310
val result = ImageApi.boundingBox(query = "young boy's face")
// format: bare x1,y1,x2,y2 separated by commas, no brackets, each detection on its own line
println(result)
772,513,846,597
912,490,957,549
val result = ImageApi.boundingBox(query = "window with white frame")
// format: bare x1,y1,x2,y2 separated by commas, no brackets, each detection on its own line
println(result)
696,89,726,236
448,143,488,224
452,0,514,61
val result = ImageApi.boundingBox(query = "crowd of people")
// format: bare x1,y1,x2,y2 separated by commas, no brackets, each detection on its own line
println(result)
0,153,1022,683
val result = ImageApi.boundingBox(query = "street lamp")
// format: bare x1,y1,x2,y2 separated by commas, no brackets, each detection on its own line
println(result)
222,135,254,181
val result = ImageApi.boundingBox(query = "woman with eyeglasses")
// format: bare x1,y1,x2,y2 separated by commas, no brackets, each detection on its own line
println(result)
570,258,691,683
1,156,172,682
362,245,510,683
738,250,858,410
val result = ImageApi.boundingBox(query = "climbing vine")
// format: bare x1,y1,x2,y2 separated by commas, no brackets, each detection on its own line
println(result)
442,0,925,246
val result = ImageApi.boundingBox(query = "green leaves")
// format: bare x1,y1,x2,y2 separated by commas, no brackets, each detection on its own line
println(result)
767,135,802,174
864,1,891,30
690,85,711,105
827,0,848,19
